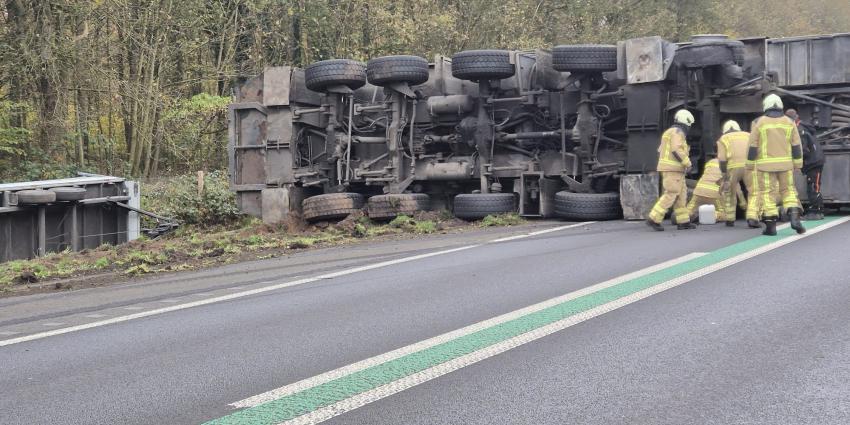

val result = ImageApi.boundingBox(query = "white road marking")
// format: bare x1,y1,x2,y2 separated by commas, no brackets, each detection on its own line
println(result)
40,322,65,327
159,299,181,303
0,222,592,348
0,331,20,336
122,306,143,311
83,314,108,319
490,222,594,243
271,216,850,424
230,251,706,408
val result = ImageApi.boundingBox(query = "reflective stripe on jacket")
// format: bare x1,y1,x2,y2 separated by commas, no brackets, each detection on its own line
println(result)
693,159,723,198
657,127,690,172
749,115,802,171
717,131,750,169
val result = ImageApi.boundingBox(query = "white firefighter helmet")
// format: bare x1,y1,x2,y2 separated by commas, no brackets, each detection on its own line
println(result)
674,109,695,127
722,120,741,133
763,94,783,111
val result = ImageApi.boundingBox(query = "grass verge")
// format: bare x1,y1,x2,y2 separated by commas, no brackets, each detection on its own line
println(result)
0,210,526,293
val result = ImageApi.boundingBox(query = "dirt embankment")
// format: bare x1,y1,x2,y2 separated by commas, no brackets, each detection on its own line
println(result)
0,212,523,297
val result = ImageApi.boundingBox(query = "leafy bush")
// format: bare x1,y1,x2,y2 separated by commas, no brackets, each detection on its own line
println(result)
142,170,241,226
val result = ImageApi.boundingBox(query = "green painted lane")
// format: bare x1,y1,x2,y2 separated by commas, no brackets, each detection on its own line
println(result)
205,218,837,425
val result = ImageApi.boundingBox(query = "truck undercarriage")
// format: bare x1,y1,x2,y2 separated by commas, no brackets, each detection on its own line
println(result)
229,33,850,223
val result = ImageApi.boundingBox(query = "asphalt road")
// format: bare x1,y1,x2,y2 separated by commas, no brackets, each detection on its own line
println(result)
1,218,848,425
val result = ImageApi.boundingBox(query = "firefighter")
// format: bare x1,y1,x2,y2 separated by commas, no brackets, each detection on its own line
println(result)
747,94,805,236
716,120,752,227
686,158,727,223
647,109,695,231
785,109,825,220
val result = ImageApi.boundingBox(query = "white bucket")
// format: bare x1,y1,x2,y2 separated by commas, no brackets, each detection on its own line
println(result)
698,204,716,224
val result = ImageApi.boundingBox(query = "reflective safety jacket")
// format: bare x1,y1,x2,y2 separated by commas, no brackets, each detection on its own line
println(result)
693,159,723,198
717,131,750,170
657,126,691,172
748,115,802,172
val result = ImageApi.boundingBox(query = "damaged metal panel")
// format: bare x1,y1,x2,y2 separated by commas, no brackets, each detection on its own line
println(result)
263,67,292,107
624,36,674,84
0,177,135,262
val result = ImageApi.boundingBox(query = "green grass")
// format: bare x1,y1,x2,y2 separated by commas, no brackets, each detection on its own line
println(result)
0,208,525,289
480,213,525,227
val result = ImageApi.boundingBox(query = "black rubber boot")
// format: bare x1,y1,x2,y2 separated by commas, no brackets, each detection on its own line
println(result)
726,221,735,227
789,207,806,234
677,222,696,230
646,219,664,232
747,219,761,228
762,218,777,236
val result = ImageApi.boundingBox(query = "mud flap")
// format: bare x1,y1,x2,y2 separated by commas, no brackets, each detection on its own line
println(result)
620,173,659,220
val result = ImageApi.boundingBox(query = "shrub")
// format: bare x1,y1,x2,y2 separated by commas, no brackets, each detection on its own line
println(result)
142,170,241,226
480,213,524,227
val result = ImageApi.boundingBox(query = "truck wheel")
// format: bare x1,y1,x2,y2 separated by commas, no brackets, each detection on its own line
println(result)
302,193,365,222
451,50,515,81
367,193,431,220
453,193,516,220
674,41,744,68
50,187,87,202
366,55,430,86
552,45,617,73
304,59,367,92
554,191,622,221
14,189,56,205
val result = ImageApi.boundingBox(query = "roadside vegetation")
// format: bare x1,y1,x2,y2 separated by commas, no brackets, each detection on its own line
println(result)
0,171,524,291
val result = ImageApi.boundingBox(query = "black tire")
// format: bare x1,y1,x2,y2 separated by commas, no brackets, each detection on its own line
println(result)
302,193,365,222
675,41,744,68
366,55,430,86
552,44,617,73
367,193,431,220
15,189,56,205
50,187,87,202
554,191,621,221
690,35,744,65
304,59,367,92
453,193,516,220
451,50,515,81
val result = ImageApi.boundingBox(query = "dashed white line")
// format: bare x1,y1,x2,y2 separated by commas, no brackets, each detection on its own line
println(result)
122,306,143,311
83,314,108,319
41,322,65,327
0,331,21,336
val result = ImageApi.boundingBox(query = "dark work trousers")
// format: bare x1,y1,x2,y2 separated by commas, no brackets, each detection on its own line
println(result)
806,167,824,213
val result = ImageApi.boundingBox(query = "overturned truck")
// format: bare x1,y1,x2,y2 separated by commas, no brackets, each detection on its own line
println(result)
228,33,850,223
